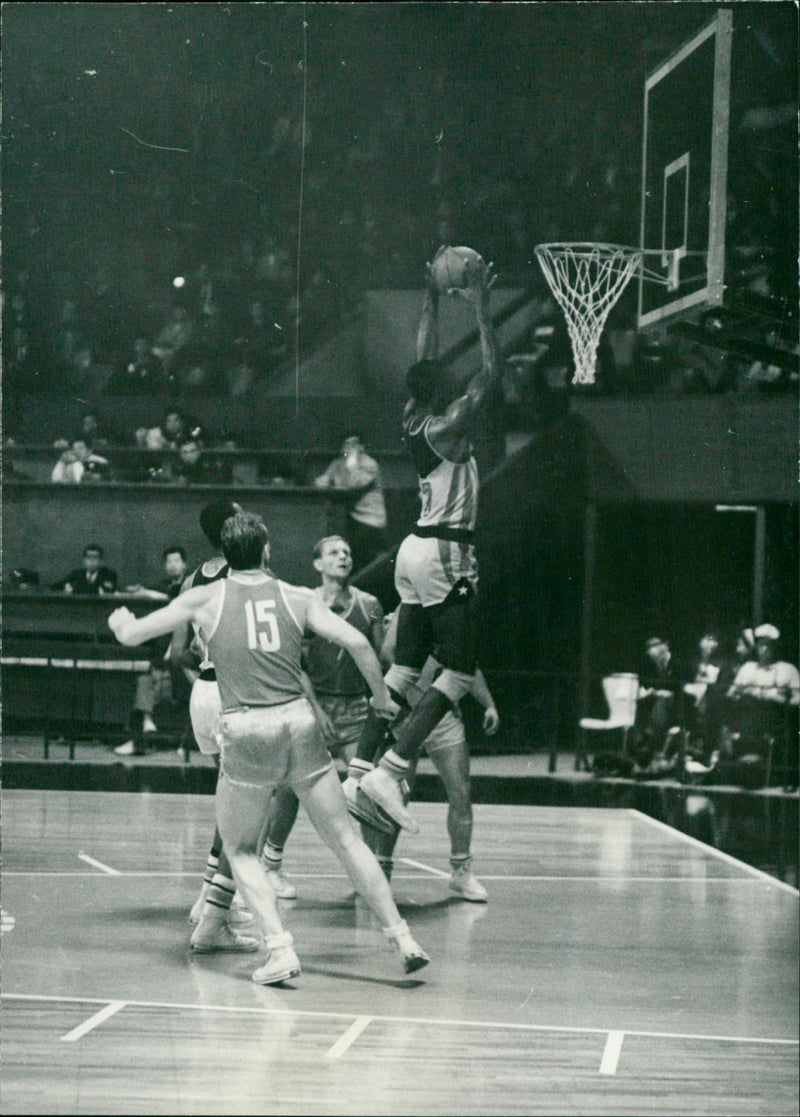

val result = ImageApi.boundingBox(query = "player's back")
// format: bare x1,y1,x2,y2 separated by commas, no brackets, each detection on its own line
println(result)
207,574,308,710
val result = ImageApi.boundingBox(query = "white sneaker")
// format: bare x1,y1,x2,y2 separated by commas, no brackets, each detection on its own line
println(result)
114,739,144,756
190,918,259,953
188,886,210,925
252,932,301,985
359,767,419,834
142,715,157,734
265,868,297,900
229,896,257,928
383,919,430,974
449,861,488,903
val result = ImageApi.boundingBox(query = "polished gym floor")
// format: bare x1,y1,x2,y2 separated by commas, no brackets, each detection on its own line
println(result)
2,791,797,1116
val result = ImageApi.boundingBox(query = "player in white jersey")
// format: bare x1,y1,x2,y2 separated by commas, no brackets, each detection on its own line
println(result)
109,512,429,985
347,250,499,835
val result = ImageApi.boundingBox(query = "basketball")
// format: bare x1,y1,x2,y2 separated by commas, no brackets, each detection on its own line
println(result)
430,245,485,294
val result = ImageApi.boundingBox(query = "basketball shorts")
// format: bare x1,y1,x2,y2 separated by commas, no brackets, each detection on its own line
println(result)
318,694,370,759
190,678,222,755
394,533,478,608
220,698,333,788
423,710,465,754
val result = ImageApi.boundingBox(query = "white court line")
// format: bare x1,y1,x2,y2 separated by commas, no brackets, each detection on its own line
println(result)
0,871,780,885
398,857,450,878
5,993,797,1048
77,853,120,876
61,1000,126,1042
325,1015,372,1059
599,1030,625,1075
628,809,800,896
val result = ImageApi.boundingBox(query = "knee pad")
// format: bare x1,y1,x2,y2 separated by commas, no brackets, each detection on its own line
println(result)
384,664,421,700
432,669,474,704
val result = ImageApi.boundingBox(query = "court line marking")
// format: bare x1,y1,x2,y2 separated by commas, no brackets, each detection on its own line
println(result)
61,1000,127,1042
628,809,800,896
398,857,450,878
325,1015,372,1059
599,1030,624,1075
4,993,798,1048
77,854,120,876
3,871,776,884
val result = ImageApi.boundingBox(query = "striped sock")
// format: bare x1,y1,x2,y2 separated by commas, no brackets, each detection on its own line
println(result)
347,758,374,780
450,853,472,872
202,852,220,887
205,871,236,913
261,841,284,871
380,748,410,779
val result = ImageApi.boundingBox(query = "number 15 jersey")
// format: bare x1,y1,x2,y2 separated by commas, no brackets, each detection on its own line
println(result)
206,574,312,711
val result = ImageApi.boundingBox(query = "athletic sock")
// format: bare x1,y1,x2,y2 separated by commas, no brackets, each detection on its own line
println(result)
202,852,220,888
450,853,472,872
380,748,410,780
347,758,374,781
205,871,236,913
261,841,284,871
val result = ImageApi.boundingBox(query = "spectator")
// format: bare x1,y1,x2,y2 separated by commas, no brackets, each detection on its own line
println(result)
314,432,387,571
54,411,118,454
135,408,189,451
107,337,166,393
633,636,680,772
115,546,190,756
712,624,799,787
51,438,110,484
51,544,118,595
173,438,219,486
683,630,726,763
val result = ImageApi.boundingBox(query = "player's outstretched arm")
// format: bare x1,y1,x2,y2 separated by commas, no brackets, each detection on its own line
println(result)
109,583,215,646
306,597,398,720
416,250,443,362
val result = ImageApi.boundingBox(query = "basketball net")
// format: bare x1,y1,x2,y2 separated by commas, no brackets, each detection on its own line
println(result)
535,243,643,384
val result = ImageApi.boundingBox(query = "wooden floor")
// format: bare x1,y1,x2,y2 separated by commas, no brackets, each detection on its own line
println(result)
1,791,797,1116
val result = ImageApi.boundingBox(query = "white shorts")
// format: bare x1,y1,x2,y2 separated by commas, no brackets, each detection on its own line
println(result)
394,533,478,608
220,698,333,787
190,678,222,755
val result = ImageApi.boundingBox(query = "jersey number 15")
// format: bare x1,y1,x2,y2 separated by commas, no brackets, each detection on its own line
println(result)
244,599,281,652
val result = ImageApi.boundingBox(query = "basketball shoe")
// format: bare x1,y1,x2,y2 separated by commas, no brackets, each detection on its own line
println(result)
448,857,488,903
190,912,260,953
359,767,419,834
251,932,301,985
383,919,430,974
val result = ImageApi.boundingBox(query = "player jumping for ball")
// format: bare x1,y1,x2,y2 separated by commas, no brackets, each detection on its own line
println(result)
345,247,499,832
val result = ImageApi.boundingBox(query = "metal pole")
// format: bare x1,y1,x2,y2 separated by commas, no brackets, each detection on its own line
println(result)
578,503,598,771
753,504,766,625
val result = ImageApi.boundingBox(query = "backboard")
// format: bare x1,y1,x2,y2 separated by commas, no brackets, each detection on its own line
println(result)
637,10,733,329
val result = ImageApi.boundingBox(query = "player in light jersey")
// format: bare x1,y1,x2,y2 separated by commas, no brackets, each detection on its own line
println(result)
109,512,429,985
348,251,499,834
259,535,385,884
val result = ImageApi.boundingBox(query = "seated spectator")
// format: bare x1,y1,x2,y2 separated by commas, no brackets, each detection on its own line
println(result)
51,438,110,484
633,636,680,772
712,624,799,787
314,431,387,571
115,546,190,756
152,306,194,380
54,411,119,454
51,544,118,594
135,408,189,451
172,437,222,486
683,630,727,763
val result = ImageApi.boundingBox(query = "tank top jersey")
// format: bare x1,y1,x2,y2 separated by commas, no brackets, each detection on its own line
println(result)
206,575,309,710
186,558,230,670
304,587,380,696
403,411,479,532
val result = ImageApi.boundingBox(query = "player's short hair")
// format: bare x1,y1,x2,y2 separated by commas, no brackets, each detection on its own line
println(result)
342,430,363,445
221,512,270,570
83,544,104,558
312,534,350,561
199,500,241,549
163,545,187,562
406,359,444,405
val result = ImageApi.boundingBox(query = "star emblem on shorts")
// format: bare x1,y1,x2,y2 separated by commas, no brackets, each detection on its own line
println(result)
458,585,469,595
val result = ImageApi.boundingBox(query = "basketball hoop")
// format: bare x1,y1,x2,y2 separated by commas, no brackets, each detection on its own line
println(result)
535,242,643,384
